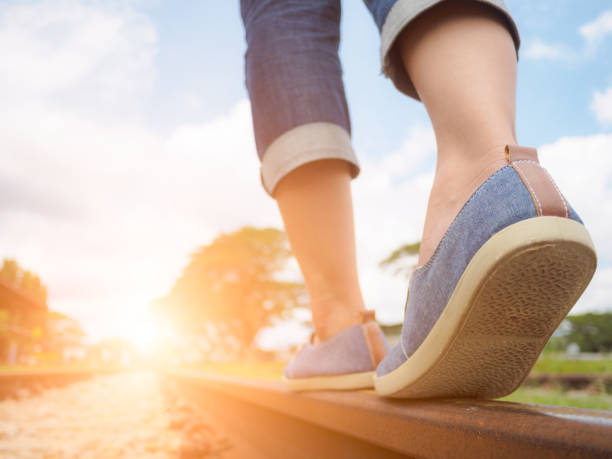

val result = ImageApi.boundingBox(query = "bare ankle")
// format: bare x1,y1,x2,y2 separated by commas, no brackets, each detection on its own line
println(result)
418,144,512,265
310,297,365,342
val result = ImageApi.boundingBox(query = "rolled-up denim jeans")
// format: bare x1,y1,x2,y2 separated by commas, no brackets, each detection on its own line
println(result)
240,0,520,196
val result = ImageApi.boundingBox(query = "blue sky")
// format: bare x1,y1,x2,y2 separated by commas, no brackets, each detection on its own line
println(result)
140,0,612,153
1,0,611,345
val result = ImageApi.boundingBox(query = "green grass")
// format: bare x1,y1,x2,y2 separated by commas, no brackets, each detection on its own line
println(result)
501,387,612,410
532,354,612,374
505,353,612,410
189,360,612,410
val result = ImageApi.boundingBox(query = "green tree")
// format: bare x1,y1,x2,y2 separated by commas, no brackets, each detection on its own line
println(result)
20,271,38,294
564,313,612,353
0,259,48,363
39,285,48,305
379,241,421,278
0,259,19,284
155,227,305,354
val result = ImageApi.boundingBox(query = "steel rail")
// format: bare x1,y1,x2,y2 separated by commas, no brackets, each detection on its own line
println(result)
167,370,612,459
526,372,612,389
0,368,114,399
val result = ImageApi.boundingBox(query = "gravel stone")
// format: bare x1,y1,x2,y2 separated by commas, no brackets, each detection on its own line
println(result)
0,372,230,458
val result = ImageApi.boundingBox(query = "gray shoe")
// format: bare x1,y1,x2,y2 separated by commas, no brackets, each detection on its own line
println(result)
375,145,597,399
284,310,389,391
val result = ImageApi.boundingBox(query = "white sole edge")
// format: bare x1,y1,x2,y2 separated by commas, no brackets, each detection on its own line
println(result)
374,216,597,398
284,371,374,392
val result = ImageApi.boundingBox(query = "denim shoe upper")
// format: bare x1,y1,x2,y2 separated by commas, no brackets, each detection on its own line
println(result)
377,162,582,377
284,318,390,379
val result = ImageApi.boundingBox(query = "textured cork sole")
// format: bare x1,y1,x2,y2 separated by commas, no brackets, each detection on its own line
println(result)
374,217,597,399
284,371,374,392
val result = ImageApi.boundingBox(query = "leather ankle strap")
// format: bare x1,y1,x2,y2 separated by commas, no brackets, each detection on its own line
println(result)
360,309,376,323
505,145,569,218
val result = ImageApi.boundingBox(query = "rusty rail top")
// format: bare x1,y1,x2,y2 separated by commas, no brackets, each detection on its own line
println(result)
0,368,122,381
167,370,612,459
0,368,103,400
0,368,92,380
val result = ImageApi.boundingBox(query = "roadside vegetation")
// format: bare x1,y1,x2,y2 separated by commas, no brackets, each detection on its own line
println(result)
4,228,610,412
501,387,612,410
532,353,612,374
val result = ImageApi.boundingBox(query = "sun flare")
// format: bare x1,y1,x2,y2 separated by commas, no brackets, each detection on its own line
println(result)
121,320,161,353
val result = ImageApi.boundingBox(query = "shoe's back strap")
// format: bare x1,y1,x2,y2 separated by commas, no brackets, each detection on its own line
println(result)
359,310,388,369
505,145,569,218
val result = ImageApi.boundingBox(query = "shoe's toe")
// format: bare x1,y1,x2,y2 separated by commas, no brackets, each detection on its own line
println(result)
282,345,311,379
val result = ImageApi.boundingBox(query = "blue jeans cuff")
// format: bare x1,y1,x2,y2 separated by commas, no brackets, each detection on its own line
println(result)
260,122,360,196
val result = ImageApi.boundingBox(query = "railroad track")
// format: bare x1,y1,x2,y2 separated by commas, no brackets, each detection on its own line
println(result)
166,370,612,459
0,368,114,400
525,372,612,391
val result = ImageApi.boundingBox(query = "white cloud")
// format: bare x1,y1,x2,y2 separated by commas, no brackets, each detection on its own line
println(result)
539,134,612,313
539,134,612,260
357,128,612,321
523,10,612,62
523,39,572,61
0,98,282,340
353,125,436,324
579,10,612,50
2,0,610,344
591,86,612,127
0,0,280,340
0,0,440,336
577,267,612,314
0,0,156,117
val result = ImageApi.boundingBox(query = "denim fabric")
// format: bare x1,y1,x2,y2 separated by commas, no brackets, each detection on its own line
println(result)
241,0,350,160
363,0,397,30
241,0,519,160
376,166,583,377
371,0,519,99
284,323,389,378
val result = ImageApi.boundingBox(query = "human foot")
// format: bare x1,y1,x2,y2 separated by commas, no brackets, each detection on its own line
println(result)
284,310,389,391
374,145,596,399
310,296,366,342
417,145,510,266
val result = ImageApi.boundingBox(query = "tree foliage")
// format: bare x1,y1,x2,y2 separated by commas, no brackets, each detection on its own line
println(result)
155,227,305,353
379,241,421,278
0,259,50,363
564,313,612,353
0,259,18,284
0,258,47,304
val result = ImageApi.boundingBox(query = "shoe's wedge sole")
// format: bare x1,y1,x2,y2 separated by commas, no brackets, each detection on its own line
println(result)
374,217,597,399
284,371,374,391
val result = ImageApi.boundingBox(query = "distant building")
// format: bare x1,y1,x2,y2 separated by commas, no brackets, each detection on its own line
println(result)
45,311,87,364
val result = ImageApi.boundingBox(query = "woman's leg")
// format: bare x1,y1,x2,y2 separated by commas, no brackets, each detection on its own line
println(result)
395,0,518,266
241,0,365,342
276,160,365,342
